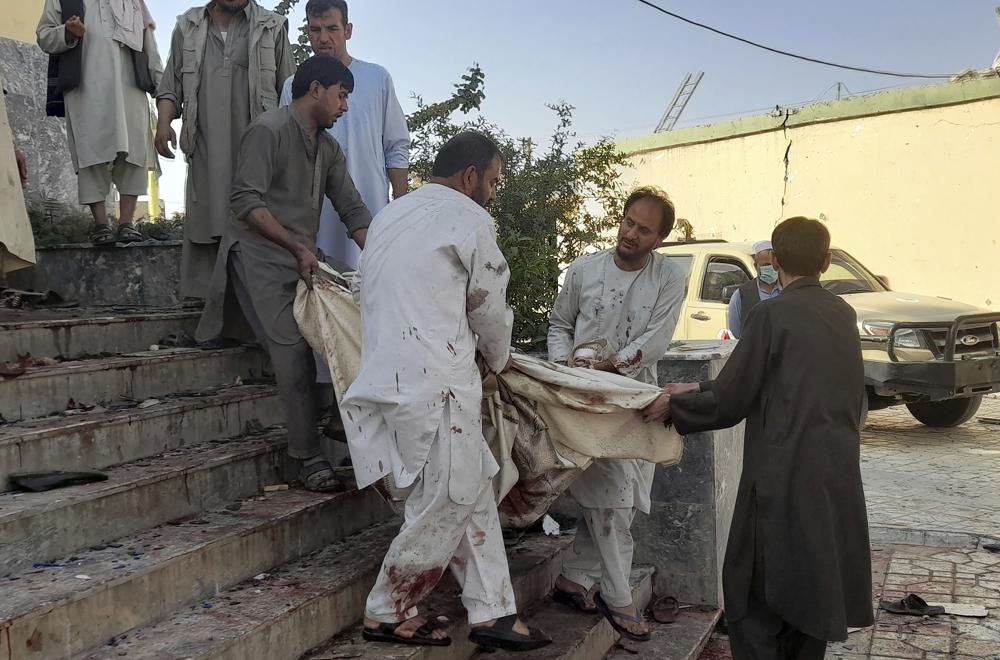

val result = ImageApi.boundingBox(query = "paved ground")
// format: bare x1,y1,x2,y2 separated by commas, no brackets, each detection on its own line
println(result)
861,395,1000,542
698,543,1000,659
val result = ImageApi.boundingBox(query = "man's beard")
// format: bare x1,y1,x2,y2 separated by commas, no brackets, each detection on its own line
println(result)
213,0,250,15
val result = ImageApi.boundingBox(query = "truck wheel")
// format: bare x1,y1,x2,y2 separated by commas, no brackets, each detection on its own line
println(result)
906,395,983,427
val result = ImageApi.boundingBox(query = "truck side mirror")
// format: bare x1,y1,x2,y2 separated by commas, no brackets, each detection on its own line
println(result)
876,275,890,289
722,284,739,304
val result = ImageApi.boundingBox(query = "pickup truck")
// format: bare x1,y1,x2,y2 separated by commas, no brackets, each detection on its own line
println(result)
658,240,1000,427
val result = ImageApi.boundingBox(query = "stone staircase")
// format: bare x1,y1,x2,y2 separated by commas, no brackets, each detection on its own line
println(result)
0,306,718,659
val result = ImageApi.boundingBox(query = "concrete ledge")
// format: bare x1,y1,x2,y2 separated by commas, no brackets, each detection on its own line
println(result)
1,487,393,660
869,524,1000,550
0,384,282,487
6,241,183,307
76,529,573,660
0,307,201,361
0,431,287,572
0,346,268,422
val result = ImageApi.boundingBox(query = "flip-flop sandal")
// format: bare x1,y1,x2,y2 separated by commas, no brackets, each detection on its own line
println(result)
879,593,945,616
553,587,598,614
90,225,116,246
362,618,452,647
299,460,353,493
594,592,652,642
9,470,108,492
468,614,551,652
651,595,680,623
116,224,144,243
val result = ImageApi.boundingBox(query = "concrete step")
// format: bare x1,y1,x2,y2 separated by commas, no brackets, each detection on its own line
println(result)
0,307,201,362
0,383,282,488
74,529,574,660
0,346,268,422
603,606,722,659
0,429,287,573
304,532,576,660
474,568,654,660
1,487,392,660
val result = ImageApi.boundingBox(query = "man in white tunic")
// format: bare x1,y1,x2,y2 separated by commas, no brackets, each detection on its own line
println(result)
37,0,162,245
547,186,684,642
279,0,409,271
342,132,549,652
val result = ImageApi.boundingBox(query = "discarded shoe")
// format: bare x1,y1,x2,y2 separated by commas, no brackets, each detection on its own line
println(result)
879,593,945,616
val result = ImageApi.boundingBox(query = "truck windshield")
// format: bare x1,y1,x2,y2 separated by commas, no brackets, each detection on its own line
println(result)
821,250,887,294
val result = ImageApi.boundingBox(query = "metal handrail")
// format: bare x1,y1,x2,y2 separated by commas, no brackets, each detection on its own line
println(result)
887,313,1000,362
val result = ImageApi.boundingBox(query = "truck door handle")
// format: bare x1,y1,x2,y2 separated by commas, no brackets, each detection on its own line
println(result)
690,312,711,321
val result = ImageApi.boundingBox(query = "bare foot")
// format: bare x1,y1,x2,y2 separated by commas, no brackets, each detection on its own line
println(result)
555,575,596,609
364,615,449,640
470,616,531,636
607,603,651,637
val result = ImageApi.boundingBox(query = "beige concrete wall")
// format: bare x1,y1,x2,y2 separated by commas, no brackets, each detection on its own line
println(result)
1,0,44,44
623,81,1000,310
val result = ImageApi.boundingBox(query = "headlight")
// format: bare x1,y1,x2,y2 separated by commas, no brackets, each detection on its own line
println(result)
860,321,924,348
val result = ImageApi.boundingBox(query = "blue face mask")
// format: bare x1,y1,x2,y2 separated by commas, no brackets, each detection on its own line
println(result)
758,264,779,285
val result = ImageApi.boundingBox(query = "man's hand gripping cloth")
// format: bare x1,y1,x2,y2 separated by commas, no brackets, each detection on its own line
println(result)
294,273,683,528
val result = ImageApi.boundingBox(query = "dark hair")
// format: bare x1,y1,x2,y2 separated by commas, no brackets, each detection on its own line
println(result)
291,54,354,100
305,0,347,23
623,186,675,235
771,216,831,276
431,131,501,178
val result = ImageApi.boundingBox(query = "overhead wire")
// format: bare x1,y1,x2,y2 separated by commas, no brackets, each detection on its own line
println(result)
632,0,955,79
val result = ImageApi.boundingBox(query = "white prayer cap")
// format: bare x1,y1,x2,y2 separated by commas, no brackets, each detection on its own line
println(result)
752,240,773,254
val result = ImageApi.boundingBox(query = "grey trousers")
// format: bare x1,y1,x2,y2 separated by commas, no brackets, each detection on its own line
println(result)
228,251,323,461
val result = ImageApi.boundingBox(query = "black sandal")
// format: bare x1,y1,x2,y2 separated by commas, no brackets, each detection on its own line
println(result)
362,618,452,647
116,223,143,243
468,614,552,651
594,592,651,642
90,224,116,246
553,587,598,614
298,459,353,493
879,593,945,617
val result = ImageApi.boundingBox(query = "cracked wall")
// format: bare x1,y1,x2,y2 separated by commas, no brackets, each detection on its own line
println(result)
624,96,1000,311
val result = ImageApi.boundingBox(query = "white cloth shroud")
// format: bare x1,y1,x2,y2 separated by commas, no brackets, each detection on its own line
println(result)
293,271,683,528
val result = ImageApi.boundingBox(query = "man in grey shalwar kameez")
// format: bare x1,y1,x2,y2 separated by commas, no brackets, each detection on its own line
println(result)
547,186,684,641
37,0,162,245
195,55,371,492
156,0,295,298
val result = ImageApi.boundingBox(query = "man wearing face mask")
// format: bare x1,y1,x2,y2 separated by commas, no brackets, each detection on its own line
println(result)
727,240,781,339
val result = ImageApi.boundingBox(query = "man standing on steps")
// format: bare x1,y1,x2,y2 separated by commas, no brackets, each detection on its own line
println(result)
195,55,371,493
727,240,782,338
546,186,684,643
341,132,550,652
643,217,873,660
37,0,163,246
280,0,410,272
156,0,295,299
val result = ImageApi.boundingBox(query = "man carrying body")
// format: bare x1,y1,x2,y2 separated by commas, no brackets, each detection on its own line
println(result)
643,217,873,659
280,0,409,271
156,0,295,298
341,132,549,652
37,0,162,245
727,240,781,338
195,55,370,492
547,186,684,642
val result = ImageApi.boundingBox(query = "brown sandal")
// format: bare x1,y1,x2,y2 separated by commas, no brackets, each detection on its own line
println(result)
116,223,143,243
90,224,116,246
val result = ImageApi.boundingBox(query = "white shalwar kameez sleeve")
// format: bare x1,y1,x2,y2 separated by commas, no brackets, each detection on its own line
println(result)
547,249,684,609
341,183,517,625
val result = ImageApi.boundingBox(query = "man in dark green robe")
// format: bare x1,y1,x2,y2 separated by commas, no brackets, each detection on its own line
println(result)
643,217,873,660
